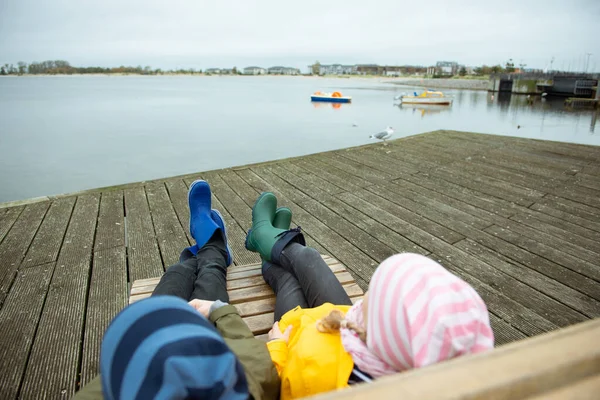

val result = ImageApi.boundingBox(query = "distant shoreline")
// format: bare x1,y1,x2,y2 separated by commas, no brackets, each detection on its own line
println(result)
0,74,488,90
389,78,489,91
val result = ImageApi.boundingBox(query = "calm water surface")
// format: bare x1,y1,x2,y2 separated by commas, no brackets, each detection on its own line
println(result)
0,75,598,202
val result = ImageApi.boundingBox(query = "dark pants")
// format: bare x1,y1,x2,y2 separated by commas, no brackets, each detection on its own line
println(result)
152,233,229,302
263,242,352,321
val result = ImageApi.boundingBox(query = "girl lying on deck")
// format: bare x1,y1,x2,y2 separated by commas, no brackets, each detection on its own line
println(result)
246,192,495,399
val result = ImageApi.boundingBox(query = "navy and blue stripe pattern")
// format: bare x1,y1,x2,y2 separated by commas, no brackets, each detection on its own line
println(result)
101,296,248,400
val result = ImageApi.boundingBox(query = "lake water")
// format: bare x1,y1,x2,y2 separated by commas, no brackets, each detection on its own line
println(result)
0,75,598,203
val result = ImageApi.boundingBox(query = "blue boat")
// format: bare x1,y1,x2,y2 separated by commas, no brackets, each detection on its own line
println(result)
310,91,352,103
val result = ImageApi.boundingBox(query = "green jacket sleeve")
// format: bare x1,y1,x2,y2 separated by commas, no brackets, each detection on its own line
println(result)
72,376,104,400
210,305,280,400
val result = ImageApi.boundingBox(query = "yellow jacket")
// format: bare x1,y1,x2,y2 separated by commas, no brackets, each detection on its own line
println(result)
267,303,353,399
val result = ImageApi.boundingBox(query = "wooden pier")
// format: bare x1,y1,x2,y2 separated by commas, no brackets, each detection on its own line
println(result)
0,130,599,399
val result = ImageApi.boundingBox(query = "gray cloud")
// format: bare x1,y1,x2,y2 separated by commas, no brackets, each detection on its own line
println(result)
1,0,598,71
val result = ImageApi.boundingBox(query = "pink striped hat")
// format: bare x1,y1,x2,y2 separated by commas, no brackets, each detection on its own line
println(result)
366,253,494,371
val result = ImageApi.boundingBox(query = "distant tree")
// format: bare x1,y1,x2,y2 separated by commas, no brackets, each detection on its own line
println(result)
473,67,483,75
491,65,503,74
311,61,321,75
232,66,238,74
459,66,467,76
143,66,152,75
505,59,515,73
518,63,527,72
17,61,27,75
0,66,6,75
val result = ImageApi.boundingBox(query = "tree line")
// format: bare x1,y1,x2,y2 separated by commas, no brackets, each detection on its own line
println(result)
0,60,202,75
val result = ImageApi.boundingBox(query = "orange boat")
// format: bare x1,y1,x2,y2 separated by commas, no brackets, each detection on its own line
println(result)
310,91,352,103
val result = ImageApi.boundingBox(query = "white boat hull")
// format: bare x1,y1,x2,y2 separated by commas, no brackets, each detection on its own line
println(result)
401,96,452,105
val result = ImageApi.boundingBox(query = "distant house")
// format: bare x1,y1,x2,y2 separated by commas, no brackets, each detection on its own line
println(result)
436,61,459,76
356,64,381,75
268,66,301,75
243,66,266,75
205,68,221,74
221,68,233,74
318,64,357,75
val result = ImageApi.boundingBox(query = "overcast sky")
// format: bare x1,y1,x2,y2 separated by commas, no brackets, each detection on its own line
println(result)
0,0,598,72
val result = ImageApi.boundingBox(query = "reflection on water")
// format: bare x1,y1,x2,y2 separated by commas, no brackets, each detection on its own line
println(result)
311,101,348,110
397,103,451,118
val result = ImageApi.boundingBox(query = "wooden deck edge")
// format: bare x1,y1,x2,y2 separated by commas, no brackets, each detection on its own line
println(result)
0,196,50,210
309,318,600,400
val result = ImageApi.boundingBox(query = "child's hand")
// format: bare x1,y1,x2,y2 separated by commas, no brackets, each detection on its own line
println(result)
188,299,214,318
268,321,292,343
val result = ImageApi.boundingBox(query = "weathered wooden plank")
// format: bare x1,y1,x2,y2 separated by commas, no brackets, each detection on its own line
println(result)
488,313,528,346
530,197,600,233
146,182,190,266
20,197,75,269
279,162,345,194
510,208,600,242
391,177,509,226
337,147,417,177
268,164,339,202
320,196,429,255
0,205,24,245
295,157,373,190
314,154,391,186
471,227,600,301
367,183,491,231
0,265,53,400
455,238,597,321
394,173,517,218
499,218,600,262
484,224,600,282
574,172,600,191
94,190,125,251
164,179,194,244
0,201,49,305
421,167,535,207
124,187,163,281
19,194,99,400
202,171,253,232
351,189,465,244
436,165,546,206
80,246,127,387
297,199,397,262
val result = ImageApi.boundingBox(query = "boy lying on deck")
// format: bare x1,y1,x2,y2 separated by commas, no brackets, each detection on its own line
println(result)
76,181,494,400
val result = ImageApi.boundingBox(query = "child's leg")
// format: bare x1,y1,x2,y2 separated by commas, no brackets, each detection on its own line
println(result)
152,256,197,300
263,262,309,321
279,242,352,307
190,232,229,302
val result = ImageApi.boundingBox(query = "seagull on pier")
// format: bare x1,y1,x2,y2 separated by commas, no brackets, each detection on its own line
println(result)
370,126,394,144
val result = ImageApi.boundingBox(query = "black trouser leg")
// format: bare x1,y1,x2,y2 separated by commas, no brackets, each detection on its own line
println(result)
152,256,197,300
263,262,309,321
190,232,229,302
280,242,352,307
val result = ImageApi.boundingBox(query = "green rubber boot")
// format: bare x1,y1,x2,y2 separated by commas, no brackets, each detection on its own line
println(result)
273,207,292,230
245,194,303,262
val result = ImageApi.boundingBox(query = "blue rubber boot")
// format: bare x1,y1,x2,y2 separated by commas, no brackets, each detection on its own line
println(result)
211,209,233,266
186,179,219,255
